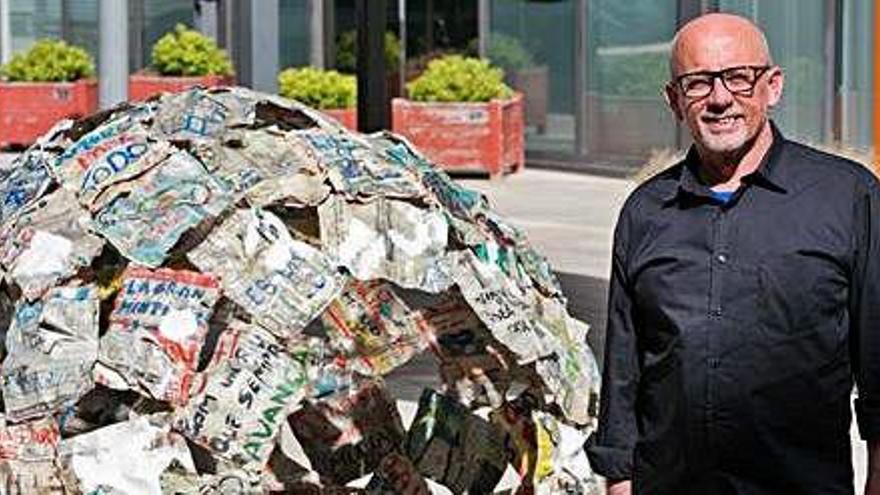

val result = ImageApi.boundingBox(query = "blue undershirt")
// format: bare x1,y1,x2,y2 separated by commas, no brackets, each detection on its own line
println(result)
710,190,735,204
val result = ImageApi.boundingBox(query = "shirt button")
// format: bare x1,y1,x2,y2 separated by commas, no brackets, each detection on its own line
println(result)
710,308,722,317
716,253,728,264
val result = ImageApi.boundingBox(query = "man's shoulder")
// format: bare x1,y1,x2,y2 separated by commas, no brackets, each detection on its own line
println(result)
780,139,878,192
621,160,685,214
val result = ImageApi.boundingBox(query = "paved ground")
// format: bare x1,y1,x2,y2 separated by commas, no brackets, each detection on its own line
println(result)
0,152,868,489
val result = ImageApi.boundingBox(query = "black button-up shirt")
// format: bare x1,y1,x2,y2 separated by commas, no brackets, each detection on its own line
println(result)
586,123,880,494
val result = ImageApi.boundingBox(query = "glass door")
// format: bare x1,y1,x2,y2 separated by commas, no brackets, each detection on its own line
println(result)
489,0,578,157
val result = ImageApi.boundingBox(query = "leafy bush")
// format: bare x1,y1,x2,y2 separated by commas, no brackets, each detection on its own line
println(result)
151,24,233,77
407,55,513,103
0,39,95,82
277,67,356,110
477,33,536,72
335,31,401,74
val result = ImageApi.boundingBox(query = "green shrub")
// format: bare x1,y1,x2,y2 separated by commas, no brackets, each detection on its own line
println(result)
407,55,513,103
484,33,536,72
335,31,401,74
0,39,95,82
151,24,233,77
277,67,356,110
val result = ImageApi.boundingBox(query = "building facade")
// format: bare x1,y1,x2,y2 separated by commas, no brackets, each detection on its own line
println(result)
0,0,874,175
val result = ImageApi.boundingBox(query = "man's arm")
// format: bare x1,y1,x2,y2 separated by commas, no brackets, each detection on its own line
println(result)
585,217,640,487
850,177,880,495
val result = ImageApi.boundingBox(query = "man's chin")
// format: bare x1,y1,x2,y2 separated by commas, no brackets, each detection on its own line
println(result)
698,133,748,156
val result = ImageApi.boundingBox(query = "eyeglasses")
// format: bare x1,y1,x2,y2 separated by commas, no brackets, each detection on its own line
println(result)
673,65,773,99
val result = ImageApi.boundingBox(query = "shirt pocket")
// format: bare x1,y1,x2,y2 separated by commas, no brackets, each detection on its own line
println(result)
757,251,847,340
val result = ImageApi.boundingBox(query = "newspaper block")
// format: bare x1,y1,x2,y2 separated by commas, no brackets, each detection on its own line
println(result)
58,414,195,495
92,150,233,267
153,88,256,141
174,322,308,467
405,388,507,494
0,416,64,494
298,130,425,199
365,452,431,495
189,208,342,340
2,285,99,422
52,116,173,209
0,148,54,230
289,380,406,485
322,280,427,377
0,188,103,299
198,128,329,207
96,267,220,404
319,195,451,292
451,250,555,364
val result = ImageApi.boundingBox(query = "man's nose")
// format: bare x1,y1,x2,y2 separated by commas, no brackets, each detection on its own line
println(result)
706,76,734,107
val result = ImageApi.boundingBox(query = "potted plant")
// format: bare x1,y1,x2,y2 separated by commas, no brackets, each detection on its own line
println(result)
335,30,403,97
392,55,524,178
0,39,97,148
129,24,234,101
484,33,549,134
278,67,357,131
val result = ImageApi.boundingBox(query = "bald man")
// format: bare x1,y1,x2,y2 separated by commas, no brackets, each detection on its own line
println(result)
586,13,880,495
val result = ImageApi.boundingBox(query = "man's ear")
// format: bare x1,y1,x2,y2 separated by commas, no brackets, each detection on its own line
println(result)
663,83,684,121
765,66,784,108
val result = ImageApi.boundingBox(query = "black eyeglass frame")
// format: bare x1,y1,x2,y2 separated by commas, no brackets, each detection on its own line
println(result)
672,65,774,99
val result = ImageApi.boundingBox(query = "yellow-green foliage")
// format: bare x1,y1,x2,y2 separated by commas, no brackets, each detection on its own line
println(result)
151,24,233,77
277,67,356,110
407,55,513,103
0,39,95,82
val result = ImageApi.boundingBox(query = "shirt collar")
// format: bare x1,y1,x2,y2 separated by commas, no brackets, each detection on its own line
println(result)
664,120,789,204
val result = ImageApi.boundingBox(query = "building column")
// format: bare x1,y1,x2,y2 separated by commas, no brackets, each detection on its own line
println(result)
356,0,388,132
99,0,128,107
236,0,279,93
308,0,325,68
477,0,490,57
0,0,11,63
195,0,219,42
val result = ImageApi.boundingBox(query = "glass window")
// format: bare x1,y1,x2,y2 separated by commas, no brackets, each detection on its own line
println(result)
9,0,63,54
491,0,577,156
841,0,873,151
279,0,311,70
584,0,678,161
141,0,193,68
719,0,828,144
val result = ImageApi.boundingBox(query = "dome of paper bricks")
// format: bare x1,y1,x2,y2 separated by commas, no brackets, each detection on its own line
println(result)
0,86,600,494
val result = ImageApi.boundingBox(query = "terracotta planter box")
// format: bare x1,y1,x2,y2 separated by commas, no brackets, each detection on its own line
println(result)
322,107,358,132
128,73,233,102
391,93,525,178
509,66,548,134
0,79,98,148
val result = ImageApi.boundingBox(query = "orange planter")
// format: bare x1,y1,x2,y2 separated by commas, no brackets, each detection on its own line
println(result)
0,79,98,148
322,108,358,132
391,93,525,178
128,73,233,102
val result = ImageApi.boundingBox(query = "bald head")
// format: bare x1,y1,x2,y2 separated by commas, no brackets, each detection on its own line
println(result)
670,13,771,78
